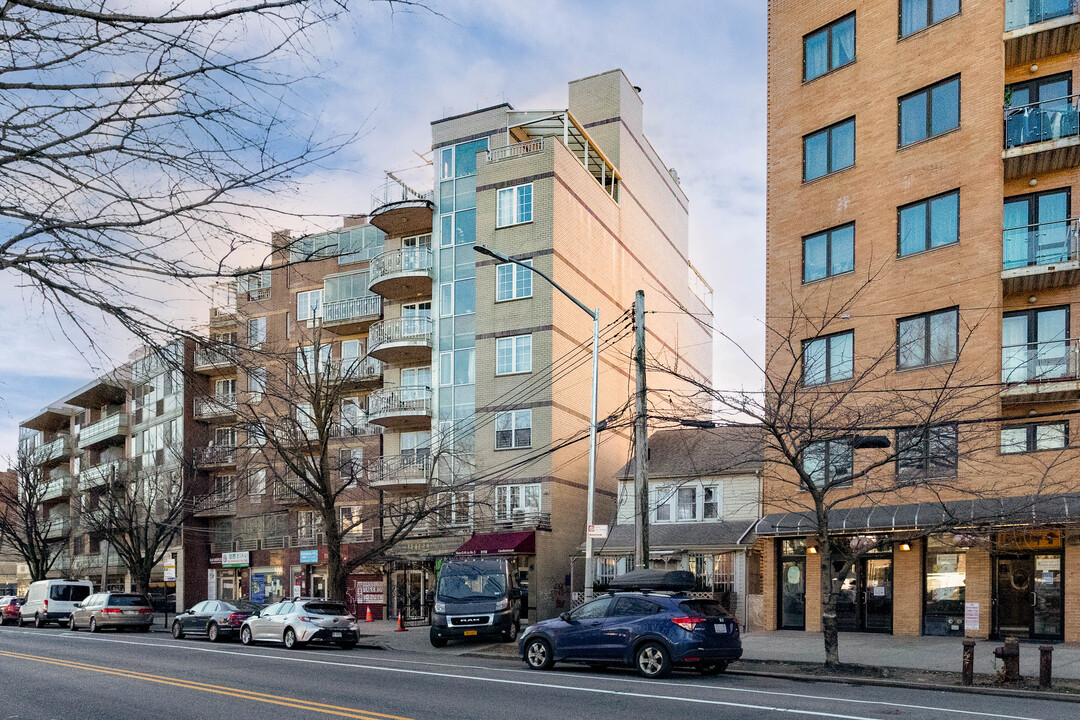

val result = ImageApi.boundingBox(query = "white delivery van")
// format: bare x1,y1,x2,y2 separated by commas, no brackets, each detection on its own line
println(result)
21,579,94,628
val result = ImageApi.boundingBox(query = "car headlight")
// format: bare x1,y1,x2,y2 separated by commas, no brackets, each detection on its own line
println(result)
434,601,445,613
495,598,509,611
348,622,358,630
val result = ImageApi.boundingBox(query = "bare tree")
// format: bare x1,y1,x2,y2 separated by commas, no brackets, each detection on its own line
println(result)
652,278,1080,666
0,448,69,582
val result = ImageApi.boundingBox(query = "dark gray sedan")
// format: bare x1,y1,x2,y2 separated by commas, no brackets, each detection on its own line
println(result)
172,600,262,642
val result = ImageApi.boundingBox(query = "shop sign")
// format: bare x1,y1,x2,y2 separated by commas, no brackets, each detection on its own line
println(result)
251,573,266,604
163,558,176,582
209,555,222,566
299,549,319,564
964,602,980,631
394,536,464,559
207,569,217,600
222,551,249,568
358,580,384,605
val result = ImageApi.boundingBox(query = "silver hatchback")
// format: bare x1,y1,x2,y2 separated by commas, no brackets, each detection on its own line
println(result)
240,598,358,649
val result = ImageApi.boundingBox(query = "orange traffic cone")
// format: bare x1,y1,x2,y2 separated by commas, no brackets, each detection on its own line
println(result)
395,610,408,632
364,606,373,623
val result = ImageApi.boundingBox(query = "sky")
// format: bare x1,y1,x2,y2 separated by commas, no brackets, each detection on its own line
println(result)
0,0,767,459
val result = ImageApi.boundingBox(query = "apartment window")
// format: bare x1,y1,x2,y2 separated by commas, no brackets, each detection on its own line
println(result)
215,377,236,399
1004,189,1071,270
296,402,317,437
897,308,958,369
338,225,384,265
214,427,236,447
247,367,266,400
652,486,673,522
296,344,331,375
899,76,960,147
298,510,322,540
496,483,541,520
495,409,532,449
339,506,363,535
248,469,266,501
803,118,855,182
247,317,266,346
1002,306,1070,383
803,223,854,282
803,331,854,386
437,492,473,527
213,474,235,498
677,487,697,521
897,424,958,482
296,289,323,321
898,190,959,256
496,183,533,227
804,13,855,82
339,447,363,485
496,260,532,301
1001,422,1068,454
803,440,854,489
650,483,722,522
703,487,720,519
496,335,532,375
900,0,960,38
240,270,271,300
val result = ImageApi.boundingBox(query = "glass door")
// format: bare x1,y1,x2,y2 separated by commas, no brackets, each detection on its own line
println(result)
1004,189,1071,269
833,560,859,632
1033,554,1063,640
996,556,1033,638
1002,306,1069,383
780,559,806,630
862,558,893,633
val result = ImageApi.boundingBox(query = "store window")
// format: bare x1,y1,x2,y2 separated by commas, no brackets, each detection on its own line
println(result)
924,536,966,636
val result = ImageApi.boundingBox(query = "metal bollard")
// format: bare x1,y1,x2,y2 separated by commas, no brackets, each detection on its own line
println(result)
1039,645,1053,689
962,639,976,686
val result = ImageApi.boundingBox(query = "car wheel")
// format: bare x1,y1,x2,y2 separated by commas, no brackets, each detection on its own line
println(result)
635,642,672,679
34,614,45,629
283,627,302,649
429,628,448,648
240,626,253,646
89,618,98,634
698,661,729,676
502,618,520,643
207,623,220,643
172,621,185,640
523,637,554,671
68,616,78,631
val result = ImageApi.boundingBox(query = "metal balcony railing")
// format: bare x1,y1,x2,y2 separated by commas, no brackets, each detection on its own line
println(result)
1004,218,1080,269
331,421,382,439
367,386,432,419
194,445,237,466
487,137,545,163
368,317,433,353
323,295,382,323
194,345,237,369
369,248,433,284
1002,337,1080,383
372,454,432,486
1005,94,1080,149
78,413,128,448
1006,0,1077,31
195,491,236,514
370,177,433,213
337,356,382,383
194,393,237,419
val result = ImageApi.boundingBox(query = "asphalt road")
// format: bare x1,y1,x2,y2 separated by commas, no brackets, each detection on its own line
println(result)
0,624,1077,720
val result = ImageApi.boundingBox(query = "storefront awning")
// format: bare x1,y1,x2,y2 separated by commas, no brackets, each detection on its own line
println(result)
456,531,535,557
755,492,1080,537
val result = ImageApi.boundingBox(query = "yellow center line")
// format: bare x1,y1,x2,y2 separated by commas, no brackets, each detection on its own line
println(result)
0,650,415,720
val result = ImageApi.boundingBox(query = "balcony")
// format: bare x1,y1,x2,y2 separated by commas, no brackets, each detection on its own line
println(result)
39,475,73,503
367,317,433,365
1003,95,1080,179
193,445,237,468
1005,0,1080,66
366,386,433,429
35,435,72,468
193,345,237,375
194,393,237,422
274,477,310,505
331,421,383,440
77,413,128,450
371,454,431,489
1002,218,1080,293
78,460,127,491
336,356,383,388
1001,337,1080,403
195,491,236,517
322,295,382,334
44,516,71,540
369,177,434,237
368,248,433,301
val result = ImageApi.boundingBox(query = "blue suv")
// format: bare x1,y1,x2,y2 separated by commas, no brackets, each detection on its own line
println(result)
518,570,741,678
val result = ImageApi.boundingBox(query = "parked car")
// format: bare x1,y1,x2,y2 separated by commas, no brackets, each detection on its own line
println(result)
429,558,522,647
0,596,25,625
518,570,742,679
240,598,358,650
172,599,262,642
20,579,93,628
68,592,154,632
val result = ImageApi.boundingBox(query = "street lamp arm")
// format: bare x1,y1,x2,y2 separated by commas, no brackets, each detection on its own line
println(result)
474,245,597,319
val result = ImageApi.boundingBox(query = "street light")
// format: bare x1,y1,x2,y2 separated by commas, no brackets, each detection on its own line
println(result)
474,245,602,601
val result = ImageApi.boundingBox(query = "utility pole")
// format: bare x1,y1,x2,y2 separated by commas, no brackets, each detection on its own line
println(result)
633,290,649,570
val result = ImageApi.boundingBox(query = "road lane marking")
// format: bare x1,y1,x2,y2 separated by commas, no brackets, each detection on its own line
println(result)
0,649,410,720
0,628,1053,720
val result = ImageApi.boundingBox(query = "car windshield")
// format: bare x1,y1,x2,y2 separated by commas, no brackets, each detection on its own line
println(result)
227,600,263,612
302,602,348,616
678,600,728,617
109,595,149,607
49,585,91,602
437,568,507,600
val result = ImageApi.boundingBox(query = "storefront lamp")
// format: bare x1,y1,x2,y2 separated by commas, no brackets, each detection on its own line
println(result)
807,546,818,554
900,543,912,552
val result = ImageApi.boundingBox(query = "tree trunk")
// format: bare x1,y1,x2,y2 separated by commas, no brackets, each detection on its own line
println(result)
324,510,347,602
818,538,841,667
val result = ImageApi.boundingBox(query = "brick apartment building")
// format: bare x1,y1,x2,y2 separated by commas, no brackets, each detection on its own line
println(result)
183,69,712,621
760,1,1080,641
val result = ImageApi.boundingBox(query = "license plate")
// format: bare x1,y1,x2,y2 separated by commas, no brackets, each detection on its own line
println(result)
332,632,343,638
124,610,137,615
464,630,478,636
714,623,728,634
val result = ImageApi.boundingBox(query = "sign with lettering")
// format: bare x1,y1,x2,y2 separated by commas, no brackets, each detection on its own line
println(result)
207,569,217,600
964,602,980,631
299,550,319,564
587,524,608,540
221,551,249,568
163,558,176,582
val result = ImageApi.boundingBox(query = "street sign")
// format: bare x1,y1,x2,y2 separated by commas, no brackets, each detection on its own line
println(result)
163,558,176,582
587,524,608,539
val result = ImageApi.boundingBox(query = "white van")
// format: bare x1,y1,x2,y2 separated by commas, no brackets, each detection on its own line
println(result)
21,579,94,628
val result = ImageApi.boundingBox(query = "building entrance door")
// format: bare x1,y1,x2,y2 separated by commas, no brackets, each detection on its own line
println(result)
392,568,427,621
780,559,806,630
995,554,1063,640
834,556,893,633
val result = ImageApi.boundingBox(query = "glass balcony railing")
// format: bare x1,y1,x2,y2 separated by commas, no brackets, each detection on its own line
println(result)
1006,0,1077,31
1003,218,1079,269
1002,337,1080,383
1004,95,1080,149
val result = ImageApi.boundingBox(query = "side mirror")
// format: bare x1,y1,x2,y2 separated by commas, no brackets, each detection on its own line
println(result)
559,612,571,623
250,611,260,618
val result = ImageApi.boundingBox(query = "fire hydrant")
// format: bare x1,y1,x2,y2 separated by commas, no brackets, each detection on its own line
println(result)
993,636,1021,682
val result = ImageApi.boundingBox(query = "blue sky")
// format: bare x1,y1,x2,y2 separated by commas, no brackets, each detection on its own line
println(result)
0,1,767,459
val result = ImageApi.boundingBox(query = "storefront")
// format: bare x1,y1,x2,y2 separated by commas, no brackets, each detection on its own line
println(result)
455,531,537,622
387,536,463,623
